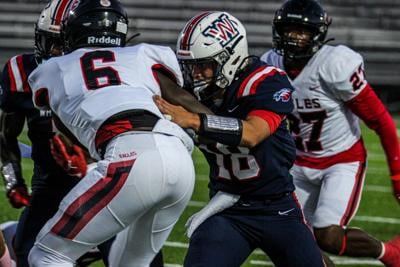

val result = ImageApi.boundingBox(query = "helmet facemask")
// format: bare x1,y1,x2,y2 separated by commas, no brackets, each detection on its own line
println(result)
34,0,72,60
35,26,63,59
273,23,323,60
179,50,230,102
272,0,331,60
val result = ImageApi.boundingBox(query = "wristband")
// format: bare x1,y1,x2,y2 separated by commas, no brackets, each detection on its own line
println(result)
198,113,242,146
1,162,23,191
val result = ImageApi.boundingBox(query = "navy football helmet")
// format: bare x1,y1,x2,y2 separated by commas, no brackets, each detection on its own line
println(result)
62,0,129,52
272,0,331,60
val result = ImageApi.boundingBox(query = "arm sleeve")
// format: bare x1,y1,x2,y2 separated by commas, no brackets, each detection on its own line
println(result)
346,84,400,176
0,111,25,182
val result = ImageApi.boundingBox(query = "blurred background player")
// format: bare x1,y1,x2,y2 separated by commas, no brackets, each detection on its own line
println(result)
261,0,400,266
154,11,325,267
26,0,210,265
0,0,114,266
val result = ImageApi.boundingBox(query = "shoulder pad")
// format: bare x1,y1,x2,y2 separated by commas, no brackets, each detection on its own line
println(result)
319,45,364,84
236,65,287,98
260,50,284,70
137,44,184,87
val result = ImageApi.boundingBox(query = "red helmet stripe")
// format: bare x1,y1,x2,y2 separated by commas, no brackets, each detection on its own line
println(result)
180,11,213,50
54,0,72,25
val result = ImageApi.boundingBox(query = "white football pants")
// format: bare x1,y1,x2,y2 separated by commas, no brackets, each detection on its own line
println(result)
28,132,195,267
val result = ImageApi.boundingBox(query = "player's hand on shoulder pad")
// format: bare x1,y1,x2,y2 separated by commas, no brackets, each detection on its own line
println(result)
391,174,400,204
51,135,87,179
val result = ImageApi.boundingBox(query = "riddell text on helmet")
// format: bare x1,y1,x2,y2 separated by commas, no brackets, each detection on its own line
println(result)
87,36,121,45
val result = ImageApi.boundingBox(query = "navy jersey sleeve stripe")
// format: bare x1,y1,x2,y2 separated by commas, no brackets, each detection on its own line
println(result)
237,66,286,98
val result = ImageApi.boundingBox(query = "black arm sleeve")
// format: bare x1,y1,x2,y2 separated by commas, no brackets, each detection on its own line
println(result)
0,110,25,181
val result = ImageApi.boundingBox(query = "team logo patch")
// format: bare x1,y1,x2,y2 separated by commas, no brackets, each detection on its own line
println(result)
273,88,292,102
100,0,111,7
202,13,241,48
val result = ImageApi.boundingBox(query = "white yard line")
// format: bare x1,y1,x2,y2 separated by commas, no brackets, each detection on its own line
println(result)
187,200,400,224
164,242,384,266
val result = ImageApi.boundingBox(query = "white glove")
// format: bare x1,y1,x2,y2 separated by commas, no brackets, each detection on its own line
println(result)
185,191,240,238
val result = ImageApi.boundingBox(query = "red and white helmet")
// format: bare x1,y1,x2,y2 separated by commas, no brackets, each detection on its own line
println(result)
35,0,73,59
176,11,248,100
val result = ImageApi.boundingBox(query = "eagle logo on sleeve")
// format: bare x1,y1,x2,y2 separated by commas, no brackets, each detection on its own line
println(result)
273,88,292,102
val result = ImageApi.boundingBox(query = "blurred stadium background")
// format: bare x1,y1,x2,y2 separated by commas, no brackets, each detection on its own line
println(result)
0,0,399,110
0,0,399,266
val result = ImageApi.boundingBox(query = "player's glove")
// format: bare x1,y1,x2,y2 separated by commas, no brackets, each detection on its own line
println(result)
185,191,240,238
51,135,87,178
1,162,30,208
391,174,400,204
7,184,30,208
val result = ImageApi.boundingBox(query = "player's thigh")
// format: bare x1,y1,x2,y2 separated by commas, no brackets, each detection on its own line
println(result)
34,133,194,261
184,215,253,267
263,217,323,267
110,193,191,267
314,161,366,228
291,165,322,224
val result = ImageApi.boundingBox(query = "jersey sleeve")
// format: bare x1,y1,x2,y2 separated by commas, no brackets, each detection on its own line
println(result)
320,45,367,102
260,50,284,70
0,55,32,112
237,65,294,115
0,61,12,111
141,44,184,87
28,61,53,110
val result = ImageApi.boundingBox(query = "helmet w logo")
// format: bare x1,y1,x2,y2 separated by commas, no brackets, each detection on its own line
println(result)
202,13,240,48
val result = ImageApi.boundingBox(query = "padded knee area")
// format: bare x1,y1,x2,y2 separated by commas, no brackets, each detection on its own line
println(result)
314,225,345,254
28,245,73,267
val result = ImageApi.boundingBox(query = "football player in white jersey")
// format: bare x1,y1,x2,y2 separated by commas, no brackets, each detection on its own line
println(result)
261,0,400,266
26,0,210,266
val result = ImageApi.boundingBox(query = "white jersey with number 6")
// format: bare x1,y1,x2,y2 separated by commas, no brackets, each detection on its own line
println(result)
28,43,183,159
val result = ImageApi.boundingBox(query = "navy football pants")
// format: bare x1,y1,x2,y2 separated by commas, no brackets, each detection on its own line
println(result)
184,193,324,267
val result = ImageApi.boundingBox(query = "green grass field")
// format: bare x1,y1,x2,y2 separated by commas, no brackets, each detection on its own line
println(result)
1,122,399,266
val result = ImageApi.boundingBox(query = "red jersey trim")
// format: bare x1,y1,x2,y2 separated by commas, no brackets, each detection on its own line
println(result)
7,59,17,92
295,139,367,169
248,109,284,134
237,66,286,98
16,56,30,93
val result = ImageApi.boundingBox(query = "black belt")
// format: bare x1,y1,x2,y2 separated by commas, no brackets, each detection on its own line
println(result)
95,109,159,158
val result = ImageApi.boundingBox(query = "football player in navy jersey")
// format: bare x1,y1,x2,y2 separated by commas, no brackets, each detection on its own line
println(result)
0,1,115,266
154,11,324,267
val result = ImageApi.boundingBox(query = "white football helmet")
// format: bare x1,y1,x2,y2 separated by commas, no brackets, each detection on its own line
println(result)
35,0,73,59
176,11,248,101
